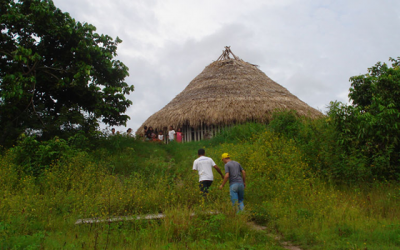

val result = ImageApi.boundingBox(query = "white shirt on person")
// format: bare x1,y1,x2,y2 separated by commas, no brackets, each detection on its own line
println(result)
193,156,216,182
168,130,175,140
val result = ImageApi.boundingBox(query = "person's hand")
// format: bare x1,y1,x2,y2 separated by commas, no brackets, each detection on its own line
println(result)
219,185,223,190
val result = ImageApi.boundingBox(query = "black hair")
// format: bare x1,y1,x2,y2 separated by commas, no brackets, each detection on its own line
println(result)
198,149,205,156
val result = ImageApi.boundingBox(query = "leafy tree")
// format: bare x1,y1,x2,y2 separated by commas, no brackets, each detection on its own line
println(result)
328,57,400,180
0,0,134,146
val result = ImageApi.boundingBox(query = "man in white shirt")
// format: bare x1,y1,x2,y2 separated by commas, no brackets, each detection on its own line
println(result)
168,126,175,142
193,149,224,196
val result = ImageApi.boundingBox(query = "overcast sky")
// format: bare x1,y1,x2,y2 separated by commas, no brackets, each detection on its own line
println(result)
53,0,400,133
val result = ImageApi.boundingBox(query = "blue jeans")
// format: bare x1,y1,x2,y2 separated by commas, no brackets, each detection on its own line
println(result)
230,183,244,211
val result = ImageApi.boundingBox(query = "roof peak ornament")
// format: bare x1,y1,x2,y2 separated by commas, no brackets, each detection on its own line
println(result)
216,46,240,61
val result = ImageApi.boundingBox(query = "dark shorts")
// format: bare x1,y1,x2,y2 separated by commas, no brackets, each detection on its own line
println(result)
199,180,213,194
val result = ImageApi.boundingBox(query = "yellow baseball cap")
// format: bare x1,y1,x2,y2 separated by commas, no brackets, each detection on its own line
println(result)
221,153,230,160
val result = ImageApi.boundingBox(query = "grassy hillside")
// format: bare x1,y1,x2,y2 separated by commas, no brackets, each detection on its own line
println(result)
1,117,399,249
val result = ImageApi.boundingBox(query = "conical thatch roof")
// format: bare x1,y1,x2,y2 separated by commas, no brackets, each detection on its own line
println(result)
137,47,322,134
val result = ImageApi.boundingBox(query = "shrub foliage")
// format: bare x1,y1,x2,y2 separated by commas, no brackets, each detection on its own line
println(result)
328,57,400,180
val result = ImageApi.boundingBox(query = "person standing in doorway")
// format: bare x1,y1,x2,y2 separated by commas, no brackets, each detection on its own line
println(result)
193,149,224,196
176,128,183,143
219,153,246,212
158,131,164,142
146,126,154,141
143,126,148,141
168,126,176,142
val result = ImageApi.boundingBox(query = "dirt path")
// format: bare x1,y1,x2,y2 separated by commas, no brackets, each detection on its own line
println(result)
246,221,303,250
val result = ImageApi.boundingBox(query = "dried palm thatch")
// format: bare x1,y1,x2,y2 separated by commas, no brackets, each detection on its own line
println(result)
136,47,322,135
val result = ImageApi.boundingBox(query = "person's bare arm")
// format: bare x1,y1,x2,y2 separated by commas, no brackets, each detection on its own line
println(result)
213,165,224,179
219,172,229,189
242,170,246,188
193,161,197,172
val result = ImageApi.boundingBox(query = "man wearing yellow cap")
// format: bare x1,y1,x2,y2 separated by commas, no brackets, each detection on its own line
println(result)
219,153,246,211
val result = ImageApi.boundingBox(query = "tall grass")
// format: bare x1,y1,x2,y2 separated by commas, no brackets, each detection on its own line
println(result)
207,117,400,249
1,117,400,249
0,134,280,249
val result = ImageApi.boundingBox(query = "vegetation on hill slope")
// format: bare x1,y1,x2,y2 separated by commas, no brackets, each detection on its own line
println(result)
1,114,400,249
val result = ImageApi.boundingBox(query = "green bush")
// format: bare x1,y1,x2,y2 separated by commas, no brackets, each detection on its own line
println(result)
327,57,400,181
10,135,78,177
266,110,373,183
211,122,267,144
267,110,303,139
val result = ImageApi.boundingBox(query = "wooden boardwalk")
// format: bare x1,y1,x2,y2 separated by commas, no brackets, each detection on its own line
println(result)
75,211,219,225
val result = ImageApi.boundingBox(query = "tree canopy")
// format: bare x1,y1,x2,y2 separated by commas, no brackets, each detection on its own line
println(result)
0,0,134,145
328,57,400,179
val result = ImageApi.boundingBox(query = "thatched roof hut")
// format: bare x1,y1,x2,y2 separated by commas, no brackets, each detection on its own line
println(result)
137,47,322,142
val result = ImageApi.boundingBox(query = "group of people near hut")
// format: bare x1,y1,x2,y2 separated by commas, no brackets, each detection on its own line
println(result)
143,125,183,143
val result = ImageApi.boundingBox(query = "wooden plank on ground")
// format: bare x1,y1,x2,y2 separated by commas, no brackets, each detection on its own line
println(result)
75,211,219,225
